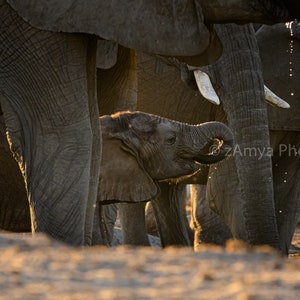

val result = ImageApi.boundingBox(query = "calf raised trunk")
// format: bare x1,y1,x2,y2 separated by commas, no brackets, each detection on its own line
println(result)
190,121,234,165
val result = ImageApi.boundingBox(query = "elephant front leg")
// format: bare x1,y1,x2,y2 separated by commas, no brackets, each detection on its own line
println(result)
92,203,118,246
118,202,150,246
32,125,94,244
151,182,192,247
2,100,99,246
190,184,232,250
0,6,100,245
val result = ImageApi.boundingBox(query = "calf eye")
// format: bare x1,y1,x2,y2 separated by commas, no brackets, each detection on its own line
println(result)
165,135,176,145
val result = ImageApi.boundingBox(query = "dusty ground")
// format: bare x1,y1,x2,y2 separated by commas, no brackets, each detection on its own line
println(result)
0,228,299,300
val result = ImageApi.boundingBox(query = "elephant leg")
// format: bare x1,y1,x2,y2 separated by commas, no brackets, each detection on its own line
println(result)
204,24,280,250
92,202,105,245
271,131,300,254
151,182,192,247
102,204,118,245
97,45,146,246
118,202,150,246
190,184,232,250
0,4,101,245
0,113,30,232
145,202,159,236
92,202,117,246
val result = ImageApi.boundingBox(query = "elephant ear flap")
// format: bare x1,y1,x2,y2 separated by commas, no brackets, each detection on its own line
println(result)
98,138,159,203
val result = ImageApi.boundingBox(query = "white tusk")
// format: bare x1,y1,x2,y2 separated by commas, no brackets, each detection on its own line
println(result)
193,70,220,105
264,85,290,109
193,70,289,108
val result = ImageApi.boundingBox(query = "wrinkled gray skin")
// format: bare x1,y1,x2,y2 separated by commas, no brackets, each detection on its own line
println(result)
132,22,300,254
0,109,234,228
257,21,300,253
96,46,196,247
116,24,279,251
192,23,277,250
193,21,300,254
99,111,234,201
0,0,298,245
92,111,234,246
96,23,299,251
1,2,101,245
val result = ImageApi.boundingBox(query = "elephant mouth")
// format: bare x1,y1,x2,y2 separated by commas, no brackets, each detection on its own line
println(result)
192,138,233,165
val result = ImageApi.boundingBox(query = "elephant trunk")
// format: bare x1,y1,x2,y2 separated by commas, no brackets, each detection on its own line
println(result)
204,24,281,250
191,121,234,164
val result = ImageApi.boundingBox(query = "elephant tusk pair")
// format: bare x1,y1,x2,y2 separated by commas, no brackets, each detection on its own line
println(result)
193,69,290,109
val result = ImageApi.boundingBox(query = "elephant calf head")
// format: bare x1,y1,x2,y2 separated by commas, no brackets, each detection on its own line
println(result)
98,111,234,203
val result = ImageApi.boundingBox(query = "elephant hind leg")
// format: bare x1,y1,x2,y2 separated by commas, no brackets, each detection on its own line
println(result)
271,131,300,254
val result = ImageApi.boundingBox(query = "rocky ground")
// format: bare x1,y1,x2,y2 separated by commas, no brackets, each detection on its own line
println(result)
0,228,299,300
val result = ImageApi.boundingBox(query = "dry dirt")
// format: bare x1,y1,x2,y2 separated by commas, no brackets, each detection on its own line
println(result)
0,228,299,300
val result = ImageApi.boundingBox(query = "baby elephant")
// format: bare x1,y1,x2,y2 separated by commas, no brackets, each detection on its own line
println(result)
0,111,233,243
98,110,234,203
93,110,234,245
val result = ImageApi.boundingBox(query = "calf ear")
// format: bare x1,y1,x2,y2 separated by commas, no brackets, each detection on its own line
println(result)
98,138,159,203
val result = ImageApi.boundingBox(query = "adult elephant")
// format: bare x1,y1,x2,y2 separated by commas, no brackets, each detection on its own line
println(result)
256,21,300,253
191,21,300,254
135,23,289,252
96,23,291,250
192,21,300,254
0,0,298,245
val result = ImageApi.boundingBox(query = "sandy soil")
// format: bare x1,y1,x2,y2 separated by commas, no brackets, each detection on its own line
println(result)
0,229,299,300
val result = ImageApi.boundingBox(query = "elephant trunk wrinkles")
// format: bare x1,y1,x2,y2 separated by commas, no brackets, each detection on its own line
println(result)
204,24,281,250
